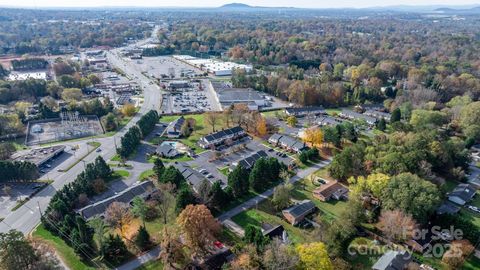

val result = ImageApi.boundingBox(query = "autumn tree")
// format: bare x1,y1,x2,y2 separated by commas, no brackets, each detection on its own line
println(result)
296,242,333,270
302,127,323,148
442,240,475,269
121,103,136,117
105,202,133,238
378,210,418,242
286,115,297,127
176,204,221,256
256,116,268,136
348,173,390,198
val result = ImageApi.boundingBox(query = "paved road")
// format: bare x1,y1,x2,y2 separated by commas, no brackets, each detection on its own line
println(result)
217,158,332,222
0,26,163,235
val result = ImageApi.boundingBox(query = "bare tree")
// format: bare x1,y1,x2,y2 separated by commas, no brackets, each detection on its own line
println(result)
152,183,176,225
262,238,299,270
378,209,417,243
204,112,220,132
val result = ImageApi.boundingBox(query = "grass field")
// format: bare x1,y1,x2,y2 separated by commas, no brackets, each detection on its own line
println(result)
33,225,98,270
136,259,164,270
139,169,155,181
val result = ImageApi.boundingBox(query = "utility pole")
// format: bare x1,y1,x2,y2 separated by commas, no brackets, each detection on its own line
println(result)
37,201,42,218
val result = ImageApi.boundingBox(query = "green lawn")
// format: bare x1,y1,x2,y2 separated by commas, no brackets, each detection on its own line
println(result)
33,225,97,270
135,259,164,270
344,237,384,269
291,169,348,223
463,256,480,270
231,199,309,244
112,170,130,178
261,109,286,119
218,167,230,176
139,169,155,181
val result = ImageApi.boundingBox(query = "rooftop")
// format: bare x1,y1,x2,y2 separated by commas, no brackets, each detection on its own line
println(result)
282,200,316,218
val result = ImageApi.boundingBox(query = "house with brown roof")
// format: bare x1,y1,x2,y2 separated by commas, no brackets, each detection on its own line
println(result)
313,180,349,202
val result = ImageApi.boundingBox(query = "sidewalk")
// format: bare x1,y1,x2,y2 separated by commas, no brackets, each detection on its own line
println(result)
115,246,161,270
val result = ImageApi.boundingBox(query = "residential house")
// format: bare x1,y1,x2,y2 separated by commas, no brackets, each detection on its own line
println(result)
313,181,349,202
166,116,185,138
372,250,412,270
268,134,308,153
448,183,476,205
76,181,155,220
261,224,287,242
339,109,377,125
156,143,180,158
285,106,325,117
198,126,246,149
317,116,343,127
364,109,392,122
232,150,268,170
282,200,316,225
173,163,208,192
436,200,461,215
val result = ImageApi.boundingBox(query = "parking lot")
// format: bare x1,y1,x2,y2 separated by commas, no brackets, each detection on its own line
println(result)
183,138,295,188
162,80,220,114
0,183,47,218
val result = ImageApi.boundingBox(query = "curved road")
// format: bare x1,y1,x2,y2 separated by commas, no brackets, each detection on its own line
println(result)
0,27,163,235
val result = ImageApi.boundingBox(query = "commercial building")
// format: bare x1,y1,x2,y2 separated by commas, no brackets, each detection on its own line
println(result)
173,55,253,76
11,145,66,167
211,81,267,109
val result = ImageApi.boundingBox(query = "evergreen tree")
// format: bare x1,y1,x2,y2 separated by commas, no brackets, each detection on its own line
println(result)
135,226,151,251
391,108,401,122
94,156,111,179
153,158,165,179
102,234,130,265
377,118,387,131
176,187,196,212
227,165,249,198
244,225,269,250
161,166,186,188
210,181,227,209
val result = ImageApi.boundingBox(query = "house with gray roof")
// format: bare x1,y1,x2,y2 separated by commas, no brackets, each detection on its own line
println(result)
372,250,412,270
282,200,316,225
448,183,477,206
232,150,268,170
436,200,461,215
76,181,155,220
166,116,185,138
339,109,377,125
173,163,207,192
364,109,392,122
268,134,308,153
285,106,325,117
156,143,180,158
317,115,343,127
198,126,246,149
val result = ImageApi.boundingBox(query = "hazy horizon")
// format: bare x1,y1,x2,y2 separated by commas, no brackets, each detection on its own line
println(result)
1,0,480,9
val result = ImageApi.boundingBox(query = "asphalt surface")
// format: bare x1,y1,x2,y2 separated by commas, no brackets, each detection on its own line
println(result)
0,26,164,235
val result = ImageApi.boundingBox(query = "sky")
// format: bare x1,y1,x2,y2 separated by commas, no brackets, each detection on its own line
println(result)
1,0,480,8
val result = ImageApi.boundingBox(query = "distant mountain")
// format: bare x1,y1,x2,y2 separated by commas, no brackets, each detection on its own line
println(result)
219,3,253,9
434,6,480,14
